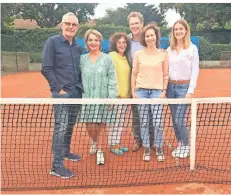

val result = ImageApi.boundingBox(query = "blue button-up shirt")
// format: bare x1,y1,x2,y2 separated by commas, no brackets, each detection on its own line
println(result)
41,34,83,93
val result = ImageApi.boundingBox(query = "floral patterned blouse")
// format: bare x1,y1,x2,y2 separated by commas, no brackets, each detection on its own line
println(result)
79,52,117,123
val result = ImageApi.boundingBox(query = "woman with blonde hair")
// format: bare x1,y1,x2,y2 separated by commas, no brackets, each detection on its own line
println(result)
79,29,117,165
167,19,199,159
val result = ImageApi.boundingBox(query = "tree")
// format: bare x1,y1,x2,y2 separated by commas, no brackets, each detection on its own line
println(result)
97,3,167,27
97,7,129,26
199,4,231,29
1,3,19,26
14,3,98,28
126,3,167,27
160,3,231,30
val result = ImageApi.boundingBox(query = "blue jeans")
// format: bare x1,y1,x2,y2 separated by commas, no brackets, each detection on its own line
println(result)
52,88,82,168
167,83,189,146
135,88,163,148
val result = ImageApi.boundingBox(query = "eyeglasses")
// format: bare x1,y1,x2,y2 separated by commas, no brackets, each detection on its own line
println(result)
63,22,79,27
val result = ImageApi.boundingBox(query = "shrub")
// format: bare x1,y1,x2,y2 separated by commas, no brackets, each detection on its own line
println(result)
199,36,231,60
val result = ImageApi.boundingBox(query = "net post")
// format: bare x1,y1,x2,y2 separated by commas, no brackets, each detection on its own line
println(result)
190,99,197,170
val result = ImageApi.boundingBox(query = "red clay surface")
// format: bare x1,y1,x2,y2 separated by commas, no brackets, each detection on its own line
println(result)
1,69,231,194
1,69,231,98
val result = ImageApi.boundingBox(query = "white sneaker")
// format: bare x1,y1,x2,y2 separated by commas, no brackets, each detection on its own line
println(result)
143,148,151,162
171,142,183,158
176,146,190,158
96,150,104,165
90,141,98,154
155,148,165,162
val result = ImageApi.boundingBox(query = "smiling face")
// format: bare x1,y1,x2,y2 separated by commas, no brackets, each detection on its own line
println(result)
129,16,143,36
144,28,156,47
61,15,79,39
86,33,101,52
173,22,187,41
116,37,127,56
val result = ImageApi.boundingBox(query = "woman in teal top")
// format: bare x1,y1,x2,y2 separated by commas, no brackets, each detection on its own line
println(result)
79,29,117,164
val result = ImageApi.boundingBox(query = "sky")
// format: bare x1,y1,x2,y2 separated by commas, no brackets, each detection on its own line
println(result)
91,3,181,27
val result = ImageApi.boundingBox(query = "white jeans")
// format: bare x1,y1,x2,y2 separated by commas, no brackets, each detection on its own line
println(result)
108,105,128,146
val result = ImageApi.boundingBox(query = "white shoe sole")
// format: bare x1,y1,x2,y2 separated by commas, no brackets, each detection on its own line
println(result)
50,170,75,179
176,153,190,159
143,157,151,162
64,157,82,161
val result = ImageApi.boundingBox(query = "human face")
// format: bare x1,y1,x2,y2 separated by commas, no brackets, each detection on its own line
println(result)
87,33,101,51
145,28,156,47
129,16,143,36
61,15,79,39
116,37,127,56
173,23,187,41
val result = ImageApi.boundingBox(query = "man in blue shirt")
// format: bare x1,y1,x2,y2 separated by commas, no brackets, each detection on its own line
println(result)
127,12,155,154
127,12,144,152
41,12,83,179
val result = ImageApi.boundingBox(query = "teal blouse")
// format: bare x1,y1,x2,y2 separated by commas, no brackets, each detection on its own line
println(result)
79,52,118,123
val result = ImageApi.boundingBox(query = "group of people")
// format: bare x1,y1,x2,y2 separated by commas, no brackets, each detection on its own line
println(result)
41,11,199,179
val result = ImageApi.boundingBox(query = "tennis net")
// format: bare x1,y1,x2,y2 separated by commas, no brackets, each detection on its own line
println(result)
1,98,231,191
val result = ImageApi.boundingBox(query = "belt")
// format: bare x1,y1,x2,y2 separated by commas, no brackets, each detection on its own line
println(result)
169,79,190,84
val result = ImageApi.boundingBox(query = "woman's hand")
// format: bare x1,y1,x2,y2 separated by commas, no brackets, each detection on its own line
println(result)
109,104,114,110
185,93,193,98
160,90,167,99
132,92,138,99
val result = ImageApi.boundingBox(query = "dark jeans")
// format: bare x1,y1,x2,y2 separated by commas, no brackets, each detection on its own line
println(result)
52,88,82,168
167,83,189,146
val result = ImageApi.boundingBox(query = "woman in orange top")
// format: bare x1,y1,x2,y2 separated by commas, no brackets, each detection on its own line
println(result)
131,23,168,162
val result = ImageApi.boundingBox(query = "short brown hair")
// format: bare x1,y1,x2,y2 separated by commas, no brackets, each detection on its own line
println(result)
127,11,144,24
140,23,161,48
84,29,103,50
109,32,130,55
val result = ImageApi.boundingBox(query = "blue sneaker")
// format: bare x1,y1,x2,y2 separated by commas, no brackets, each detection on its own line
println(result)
110,148,124,156
50,166,74,179
119,147,129,152
64,153,82,161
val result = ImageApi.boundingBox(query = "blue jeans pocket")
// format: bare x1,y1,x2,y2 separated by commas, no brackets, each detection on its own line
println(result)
178,84,189,89
135,88,146,98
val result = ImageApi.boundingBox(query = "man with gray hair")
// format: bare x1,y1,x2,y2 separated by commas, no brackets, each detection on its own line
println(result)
41,12,83,178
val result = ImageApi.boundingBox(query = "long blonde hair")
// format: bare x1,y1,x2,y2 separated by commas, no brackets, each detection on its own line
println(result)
170,19,191,50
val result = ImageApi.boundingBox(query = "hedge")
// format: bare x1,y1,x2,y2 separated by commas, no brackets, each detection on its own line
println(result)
192,29,231,44
1,25,230,62
199,37,231,61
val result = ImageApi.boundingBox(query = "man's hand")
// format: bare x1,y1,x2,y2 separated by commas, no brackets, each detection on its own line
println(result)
59,90,67,94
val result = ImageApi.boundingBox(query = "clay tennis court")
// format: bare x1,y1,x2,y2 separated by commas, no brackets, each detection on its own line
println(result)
1,69,231,194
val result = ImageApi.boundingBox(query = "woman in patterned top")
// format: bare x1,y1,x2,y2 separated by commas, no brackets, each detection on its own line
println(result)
167,19,199,159
79,29,117,164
